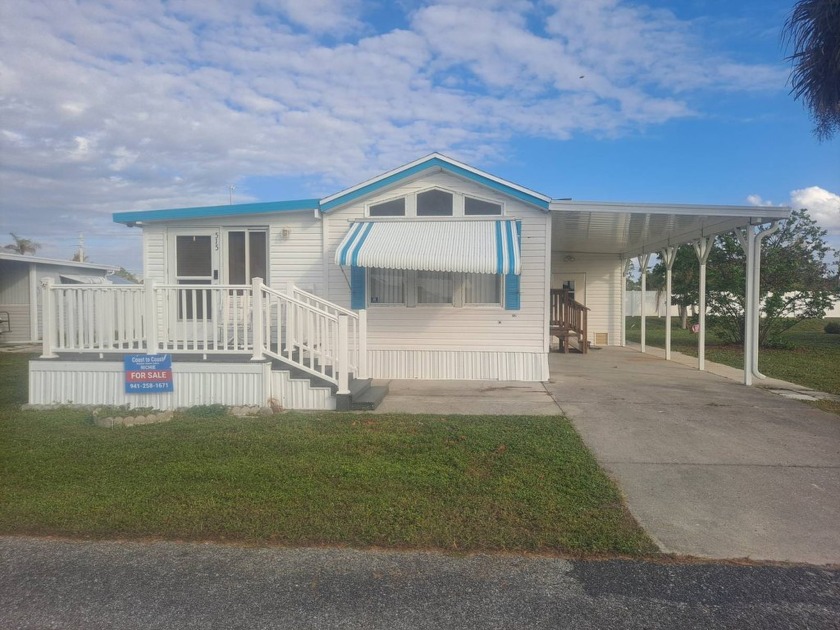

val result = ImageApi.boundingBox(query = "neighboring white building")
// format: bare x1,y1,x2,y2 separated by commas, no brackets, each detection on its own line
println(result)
29,154,790,409
0,252,119,344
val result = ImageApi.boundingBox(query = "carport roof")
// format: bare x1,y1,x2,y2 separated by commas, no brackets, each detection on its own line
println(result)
549,200,791,257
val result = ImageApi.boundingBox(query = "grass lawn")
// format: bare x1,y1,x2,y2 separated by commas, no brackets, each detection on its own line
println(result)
0,353,655,555
625,317,840,396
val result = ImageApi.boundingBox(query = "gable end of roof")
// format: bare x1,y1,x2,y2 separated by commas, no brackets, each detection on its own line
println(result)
320,154,551,212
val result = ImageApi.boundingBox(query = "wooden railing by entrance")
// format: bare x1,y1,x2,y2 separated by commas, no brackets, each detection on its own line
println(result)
549,289,589,353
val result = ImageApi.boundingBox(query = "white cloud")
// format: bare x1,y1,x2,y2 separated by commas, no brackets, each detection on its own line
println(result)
791,186,840,235
746,194,774,207
748,187,840,239
276,0,364,34
0,0,786,270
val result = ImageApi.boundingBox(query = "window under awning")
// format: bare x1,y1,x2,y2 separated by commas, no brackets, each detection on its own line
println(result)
335,219,521,275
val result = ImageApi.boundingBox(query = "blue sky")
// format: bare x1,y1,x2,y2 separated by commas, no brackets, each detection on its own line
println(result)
1,0,838,275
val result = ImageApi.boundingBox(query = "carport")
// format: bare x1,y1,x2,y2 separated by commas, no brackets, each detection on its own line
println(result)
549,201,791,385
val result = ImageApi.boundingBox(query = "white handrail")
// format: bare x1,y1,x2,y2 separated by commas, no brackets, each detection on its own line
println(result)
283,283,365,377
259,283,344,385
39,280,365,385
290,285,359,320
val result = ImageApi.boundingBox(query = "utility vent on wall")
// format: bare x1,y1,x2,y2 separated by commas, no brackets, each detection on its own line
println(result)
595,332,609,346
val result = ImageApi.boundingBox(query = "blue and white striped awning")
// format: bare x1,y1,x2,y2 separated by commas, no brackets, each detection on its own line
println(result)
335,220,520,275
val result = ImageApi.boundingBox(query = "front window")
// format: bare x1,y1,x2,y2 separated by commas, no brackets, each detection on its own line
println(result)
417,271,453,304
464,197,502,216
369,198,406,217
464,273,501,304
369,268,404,304
368,269,502,307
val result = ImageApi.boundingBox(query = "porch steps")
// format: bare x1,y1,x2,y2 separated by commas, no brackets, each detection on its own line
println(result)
269,357,389,411
550,326,587,354
270,368,336,410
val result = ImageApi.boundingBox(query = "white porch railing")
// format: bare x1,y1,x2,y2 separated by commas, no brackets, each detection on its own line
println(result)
40,278,362,394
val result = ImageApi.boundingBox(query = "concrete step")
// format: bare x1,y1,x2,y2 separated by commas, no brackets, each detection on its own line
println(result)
350,382,389,411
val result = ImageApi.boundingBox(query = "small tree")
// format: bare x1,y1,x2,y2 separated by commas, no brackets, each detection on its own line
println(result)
706,208,837,346
113,267,139,283
625,260,640,290
3,233,41,255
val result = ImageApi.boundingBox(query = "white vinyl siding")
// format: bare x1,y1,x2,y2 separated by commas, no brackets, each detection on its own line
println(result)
142,227,167,284
0,261,30,303
0,304,31,343
140,212,324,295
0,261,33,343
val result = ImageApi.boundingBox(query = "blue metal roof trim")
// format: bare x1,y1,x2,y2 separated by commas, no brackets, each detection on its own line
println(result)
113,199,321,224
320,157,550,212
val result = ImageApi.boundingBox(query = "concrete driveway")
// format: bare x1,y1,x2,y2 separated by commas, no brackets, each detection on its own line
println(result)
546,347,840,566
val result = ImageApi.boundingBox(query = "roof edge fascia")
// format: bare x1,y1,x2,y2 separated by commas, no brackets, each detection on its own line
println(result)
113,199,321,225
0,252,118,272
551,199,791,220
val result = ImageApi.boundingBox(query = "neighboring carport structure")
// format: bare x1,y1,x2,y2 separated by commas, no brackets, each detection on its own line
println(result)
548,201,791,385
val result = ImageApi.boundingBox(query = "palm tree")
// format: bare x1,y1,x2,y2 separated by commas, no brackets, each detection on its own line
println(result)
784,0,840,140
3,233,41,255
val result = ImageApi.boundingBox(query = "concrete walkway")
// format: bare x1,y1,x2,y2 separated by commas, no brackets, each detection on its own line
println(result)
374,347,840,565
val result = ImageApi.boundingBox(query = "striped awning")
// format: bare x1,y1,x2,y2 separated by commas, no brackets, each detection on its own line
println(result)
335,220,520,275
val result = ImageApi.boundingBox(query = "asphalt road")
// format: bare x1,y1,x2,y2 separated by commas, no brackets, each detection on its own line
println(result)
1,537,838,629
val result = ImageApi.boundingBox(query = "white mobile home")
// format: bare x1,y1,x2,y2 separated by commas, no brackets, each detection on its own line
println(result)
29,154,789,410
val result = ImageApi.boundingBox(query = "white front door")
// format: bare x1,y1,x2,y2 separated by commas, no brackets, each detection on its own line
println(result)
168,230,220,344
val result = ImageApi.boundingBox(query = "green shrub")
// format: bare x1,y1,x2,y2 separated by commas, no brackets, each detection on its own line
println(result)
825,321,840,334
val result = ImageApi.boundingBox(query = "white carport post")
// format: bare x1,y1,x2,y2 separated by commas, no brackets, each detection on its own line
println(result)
734,227,755,385
621,257,631,347
637,253,651,353
661,246,677,360
750,222,780,379
735,222,780,385
692,237,713,371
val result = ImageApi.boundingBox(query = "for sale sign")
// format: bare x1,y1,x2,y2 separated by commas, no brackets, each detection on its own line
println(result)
124,354,174,393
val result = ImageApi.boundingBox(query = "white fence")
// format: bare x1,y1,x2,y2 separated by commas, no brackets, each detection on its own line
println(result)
625,290,840,318
40,278,363,393
624,291,678,317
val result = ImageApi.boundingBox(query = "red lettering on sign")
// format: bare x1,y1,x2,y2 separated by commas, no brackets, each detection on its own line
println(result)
126,370,172,383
